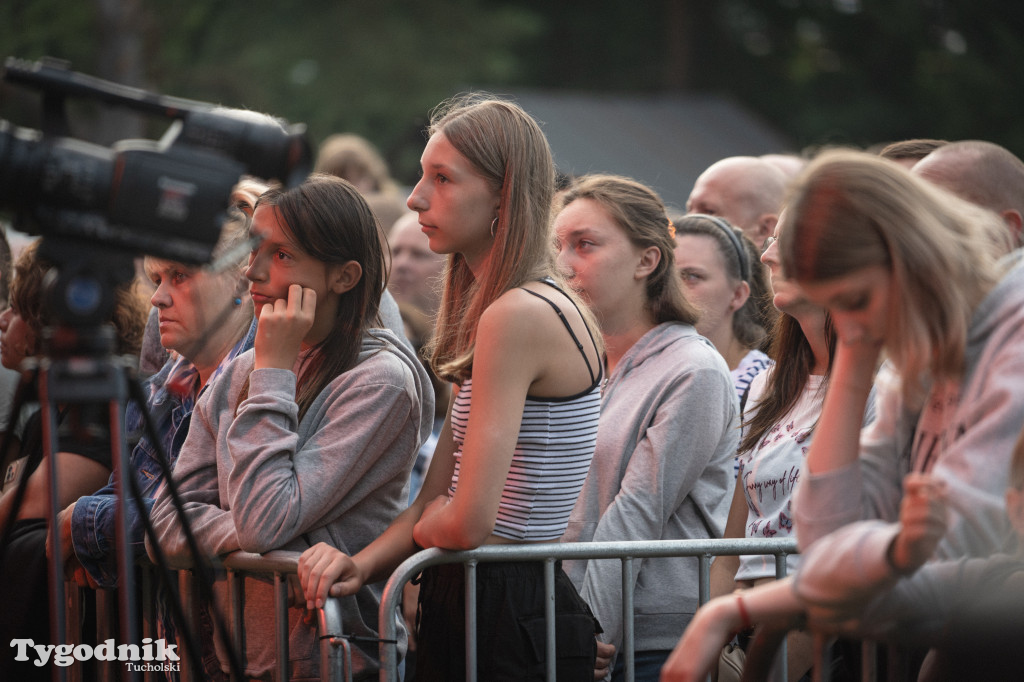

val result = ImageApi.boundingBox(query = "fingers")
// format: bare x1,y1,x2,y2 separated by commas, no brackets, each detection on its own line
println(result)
298,543,357,610
594,639,615,679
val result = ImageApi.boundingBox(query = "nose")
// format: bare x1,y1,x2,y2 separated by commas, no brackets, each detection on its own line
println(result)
407,182,427,212
150,281,172,309
245,250,266,283
554,246,575,279
0,307,10,332
760,238,777,266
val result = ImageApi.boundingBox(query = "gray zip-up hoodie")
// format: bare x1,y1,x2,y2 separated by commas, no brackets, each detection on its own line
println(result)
150,327,434,680
562,322,738,661
794,251,1024,560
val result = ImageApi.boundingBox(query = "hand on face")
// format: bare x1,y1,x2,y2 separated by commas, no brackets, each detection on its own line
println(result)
254,283,317,370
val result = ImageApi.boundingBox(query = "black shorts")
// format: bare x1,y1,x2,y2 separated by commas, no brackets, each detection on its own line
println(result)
413,560,600,682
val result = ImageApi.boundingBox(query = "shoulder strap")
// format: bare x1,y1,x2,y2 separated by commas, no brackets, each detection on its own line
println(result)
519,281,600,385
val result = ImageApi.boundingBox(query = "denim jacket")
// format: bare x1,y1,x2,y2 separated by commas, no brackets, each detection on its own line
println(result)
71,320,256,586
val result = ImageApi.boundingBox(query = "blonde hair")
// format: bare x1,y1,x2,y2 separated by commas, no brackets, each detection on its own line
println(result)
779,149,1011,402
426,94,597,382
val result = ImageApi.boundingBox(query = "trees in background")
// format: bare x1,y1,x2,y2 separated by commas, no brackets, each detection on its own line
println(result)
2,0,1022,184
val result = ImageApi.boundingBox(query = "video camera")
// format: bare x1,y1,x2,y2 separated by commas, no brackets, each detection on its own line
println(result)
0,56,312,328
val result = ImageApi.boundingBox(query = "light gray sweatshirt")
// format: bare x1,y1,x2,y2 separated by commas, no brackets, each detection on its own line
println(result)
562,322,738,659
149,327,434,680
794,251,1024,561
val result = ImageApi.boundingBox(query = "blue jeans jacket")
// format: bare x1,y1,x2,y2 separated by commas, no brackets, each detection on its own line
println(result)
70,320,256,586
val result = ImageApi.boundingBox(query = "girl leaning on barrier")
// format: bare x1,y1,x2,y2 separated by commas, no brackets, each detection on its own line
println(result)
150,174,434,680
706,215,876,682
552,174,738,682
662,148,1024,681
299,94,605,682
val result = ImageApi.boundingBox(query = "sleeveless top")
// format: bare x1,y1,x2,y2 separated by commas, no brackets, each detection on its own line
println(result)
449,279,603,541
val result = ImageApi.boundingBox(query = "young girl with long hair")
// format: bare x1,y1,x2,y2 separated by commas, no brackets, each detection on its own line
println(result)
707,218,875,681
553,174,738,682
299,95,605,681
661,148,1024,682
151,174,434,680
781,149,1021,561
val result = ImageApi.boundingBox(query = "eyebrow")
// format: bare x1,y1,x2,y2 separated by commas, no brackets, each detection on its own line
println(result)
559,226,597,240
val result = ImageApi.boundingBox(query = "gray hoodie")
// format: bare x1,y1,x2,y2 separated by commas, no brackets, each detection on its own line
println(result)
562,322,738,658
794,251,1024,561
150,326,434,680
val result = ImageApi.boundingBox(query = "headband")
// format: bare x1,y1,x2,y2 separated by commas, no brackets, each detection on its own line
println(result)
689,214,750,283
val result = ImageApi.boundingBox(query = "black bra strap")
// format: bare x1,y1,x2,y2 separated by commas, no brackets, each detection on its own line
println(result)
519,279,600,385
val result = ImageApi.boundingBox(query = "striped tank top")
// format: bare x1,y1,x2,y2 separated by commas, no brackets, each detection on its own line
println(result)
448,280,602,541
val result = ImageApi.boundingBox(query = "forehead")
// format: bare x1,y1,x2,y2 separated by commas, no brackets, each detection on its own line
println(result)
554,197,617,233
250,204,296,243
674,233,726,267
421,132,467,168
144,257,193,277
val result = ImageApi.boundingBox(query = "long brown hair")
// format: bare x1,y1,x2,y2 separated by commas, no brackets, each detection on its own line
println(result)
426,94,597,382
738,312,835,454
253,174,386,420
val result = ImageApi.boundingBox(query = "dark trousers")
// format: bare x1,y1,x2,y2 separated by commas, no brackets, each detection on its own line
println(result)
413,560,600,682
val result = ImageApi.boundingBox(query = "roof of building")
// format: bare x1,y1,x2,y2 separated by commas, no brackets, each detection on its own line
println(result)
507,89,794,213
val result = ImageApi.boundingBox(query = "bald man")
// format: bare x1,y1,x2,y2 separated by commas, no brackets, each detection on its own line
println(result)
913,140,1024,247
686,156,788,246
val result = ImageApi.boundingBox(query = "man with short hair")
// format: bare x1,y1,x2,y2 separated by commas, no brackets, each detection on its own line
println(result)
686,156,788,247
913,140,1024,247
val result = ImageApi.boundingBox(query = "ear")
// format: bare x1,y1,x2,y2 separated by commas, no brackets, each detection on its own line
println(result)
1000,209,1023,247
329,260,363,295
729,280,751,313
635,246,661,280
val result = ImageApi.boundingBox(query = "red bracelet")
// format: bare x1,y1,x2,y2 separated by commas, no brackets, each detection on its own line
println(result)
735,593,752,632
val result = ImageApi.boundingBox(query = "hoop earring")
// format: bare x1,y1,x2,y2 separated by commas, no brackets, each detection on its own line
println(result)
490,216,498,238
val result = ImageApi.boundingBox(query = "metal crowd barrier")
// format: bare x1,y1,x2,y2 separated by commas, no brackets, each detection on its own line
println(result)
65,539,798,682
72,550,353,682
377,537,800,682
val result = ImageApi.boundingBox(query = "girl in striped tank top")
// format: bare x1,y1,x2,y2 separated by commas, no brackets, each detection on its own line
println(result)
300,94,605,681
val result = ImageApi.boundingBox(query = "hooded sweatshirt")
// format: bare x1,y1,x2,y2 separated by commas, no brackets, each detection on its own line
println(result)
794,251,1024,561
149,326,434,680
562,321,738,659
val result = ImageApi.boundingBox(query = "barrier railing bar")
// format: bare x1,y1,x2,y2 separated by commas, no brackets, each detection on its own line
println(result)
378,537,798,682
544,557,556,682
274,571,289,682
228,569,243,682
622,556,635,682
466,559,478,682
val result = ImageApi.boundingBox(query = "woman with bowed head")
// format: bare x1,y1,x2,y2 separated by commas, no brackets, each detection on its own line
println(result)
150,174,434,680
554,174,738,682
673,213,774,408
299,95,605,681
782,150,1022,562
661,148,1024,682
705,215,875,681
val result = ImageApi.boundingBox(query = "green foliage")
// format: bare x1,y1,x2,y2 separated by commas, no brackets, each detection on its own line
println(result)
3,0,1023,180
147,0,546,184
